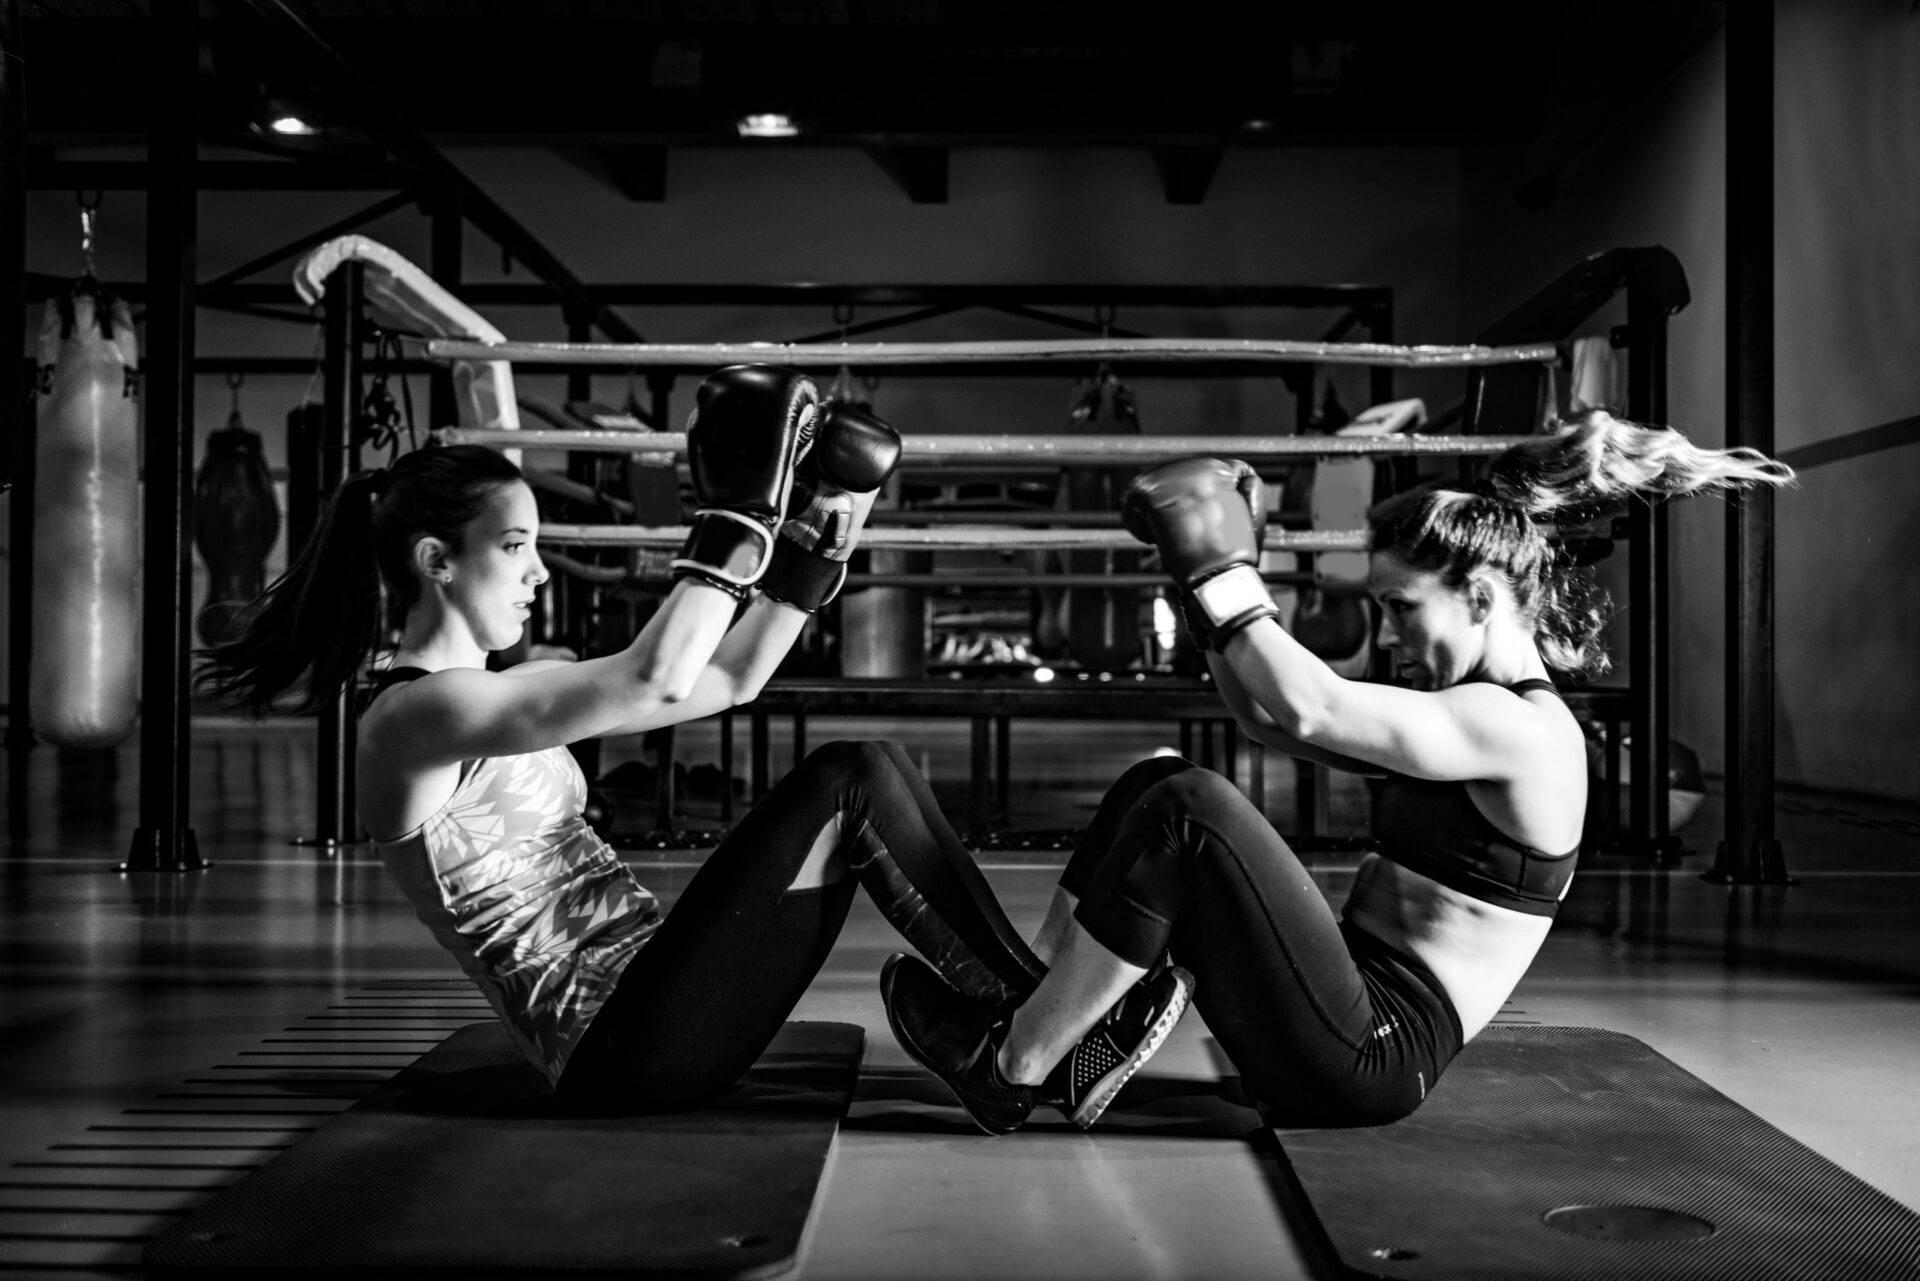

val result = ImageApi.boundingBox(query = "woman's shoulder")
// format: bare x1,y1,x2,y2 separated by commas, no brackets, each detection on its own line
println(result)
1426,677,1586,791
358,666,484,753
360,662,588,766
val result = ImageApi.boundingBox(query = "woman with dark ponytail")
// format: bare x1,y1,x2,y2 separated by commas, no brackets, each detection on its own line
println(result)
198,367,1067,1112
881,409,1794,1133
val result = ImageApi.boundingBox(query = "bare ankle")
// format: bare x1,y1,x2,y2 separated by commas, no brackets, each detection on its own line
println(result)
995,1038,1050,1088
996,1009,1061,1086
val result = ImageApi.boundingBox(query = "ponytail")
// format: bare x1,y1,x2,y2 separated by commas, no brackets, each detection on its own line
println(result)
1481,408,1795,520
194,470,386,713
194,443,524,714
1370,409,1794,678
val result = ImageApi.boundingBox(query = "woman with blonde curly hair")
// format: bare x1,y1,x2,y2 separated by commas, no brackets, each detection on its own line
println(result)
882,410,1793,1134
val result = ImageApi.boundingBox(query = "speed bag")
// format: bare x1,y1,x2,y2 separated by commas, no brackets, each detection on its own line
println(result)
30,281,141,749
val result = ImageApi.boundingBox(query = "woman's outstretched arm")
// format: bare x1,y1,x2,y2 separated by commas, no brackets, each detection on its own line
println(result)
384,576,747,764
574,591,812,735
1204,648,1386,775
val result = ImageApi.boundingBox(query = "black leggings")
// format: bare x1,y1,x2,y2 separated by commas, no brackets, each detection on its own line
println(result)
558,740,1044,1110
1059,756,1463,1126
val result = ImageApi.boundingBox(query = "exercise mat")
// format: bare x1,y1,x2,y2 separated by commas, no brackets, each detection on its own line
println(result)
146,1020,864,1279
1271,1026,1920,1281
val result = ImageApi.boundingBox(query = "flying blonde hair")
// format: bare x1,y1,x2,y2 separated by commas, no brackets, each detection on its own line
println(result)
1369,409,1795,676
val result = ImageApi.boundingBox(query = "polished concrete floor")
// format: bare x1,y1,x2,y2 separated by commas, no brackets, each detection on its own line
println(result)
2,712,1917,1279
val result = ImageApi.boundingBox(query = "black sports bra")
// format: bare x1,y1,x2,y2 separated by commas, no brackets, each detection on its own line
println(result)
1370,678,1579,917
361,665,430,710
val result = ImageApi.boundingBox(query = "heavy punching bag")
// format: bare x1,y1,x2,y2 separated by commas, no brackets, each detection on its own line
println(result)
1052,366,1143,671
29,278,140,748
193,390,281,648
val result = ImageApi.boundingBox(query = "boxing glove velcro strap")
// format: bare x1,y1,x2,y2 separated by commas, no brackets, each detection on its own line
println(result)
1176,592,1218,653
757,540,848,613
1187,563,1281,645
672,509,776,597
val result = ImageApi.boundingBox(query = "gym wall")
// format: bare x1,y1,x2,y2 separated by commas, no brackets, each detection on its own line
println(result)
1460,0,1920,803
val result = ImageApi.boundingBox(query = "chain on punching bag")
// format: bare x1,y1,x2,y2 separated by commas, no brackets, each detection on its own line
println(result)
193,379,282,648
30,266,141,748
1055,365,1145,671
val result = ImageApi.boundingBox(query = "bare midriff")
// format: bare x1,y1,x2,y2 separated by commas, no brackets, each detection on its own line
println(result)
1343,852,1554,1041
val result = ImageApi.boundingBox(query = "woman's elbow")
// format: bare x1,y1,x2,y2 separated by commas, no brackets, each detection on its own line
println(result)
1279,699,1337,746
631,637,719,704
726,671,766,708
634,670,698,711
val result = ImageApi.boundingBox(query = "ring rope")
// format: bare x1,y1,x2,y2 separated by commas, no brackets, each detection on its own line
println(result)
844,571,1312,590
442,428,1540,460
558,568,1314,590
423,336,1558,369
538,523,1372,552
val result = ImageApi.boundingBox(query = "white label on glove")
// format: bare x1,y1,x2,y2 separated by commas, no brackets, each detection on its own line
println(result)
1193,564,1273,626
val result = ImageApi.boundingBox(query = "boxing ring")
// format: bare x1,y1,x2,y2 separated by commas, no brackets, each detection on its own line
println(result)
291,240,1682,858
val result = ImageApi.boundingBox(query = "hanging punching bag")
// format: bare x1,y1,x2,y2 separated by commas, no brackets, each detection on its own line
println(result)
1055,367,1144,671
193,404,281,648
29,279,141,748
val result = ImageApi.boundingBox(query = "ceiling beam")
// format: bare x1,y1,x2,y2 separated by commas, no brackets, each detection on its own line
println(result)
27,156,417,191
1152,146,1224,205
560,143,668,203
863,145,949,204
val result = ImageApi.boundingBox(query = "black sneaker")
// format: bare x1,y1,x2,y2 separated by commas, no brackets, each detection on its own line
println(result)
1039,964,1195,1129
879,953,1037,1136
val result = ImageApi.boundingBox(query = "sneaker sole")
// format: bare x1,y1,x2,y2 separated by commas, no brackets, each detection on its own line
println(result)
880,955,1028,1137
1066,968,1194,1130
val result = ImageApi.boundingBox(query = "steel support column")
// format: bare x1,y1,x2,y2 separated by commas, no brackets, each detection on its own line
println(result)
1709,0,1791,885
125,0,204,872
3,0,28,757
1624,262,1676,860
2,0,31,845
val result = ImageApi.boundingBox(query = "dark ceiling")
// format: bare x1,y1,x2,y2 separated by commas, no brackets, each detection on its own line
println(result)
15,1,1728,204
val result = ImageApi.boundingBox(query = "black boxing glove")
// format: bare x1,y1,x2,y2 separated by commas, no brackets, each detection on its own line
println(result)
1122,457,1279,646
671,365,821,599
759,403,904,613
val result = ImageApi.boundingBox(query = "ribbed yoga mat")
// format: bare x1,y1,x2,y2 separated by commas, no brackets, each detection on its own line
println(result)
1271,1026,1920,1281
145,1020,864,1279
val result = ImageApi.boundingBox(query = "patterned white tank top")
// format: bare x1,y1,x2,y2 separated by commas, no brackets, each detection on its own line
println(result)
368,669,661,1084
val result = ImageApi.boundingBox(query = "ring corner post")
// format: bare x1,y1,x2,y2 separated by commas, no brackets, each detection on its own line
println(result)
1706,0,1792,888
124,0,206,874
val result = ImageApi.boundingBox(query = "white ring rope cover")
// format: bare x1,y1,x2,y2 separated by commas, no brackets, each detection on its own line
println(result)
538,524,1372,551
439,429,1538,461
424,336,1558,369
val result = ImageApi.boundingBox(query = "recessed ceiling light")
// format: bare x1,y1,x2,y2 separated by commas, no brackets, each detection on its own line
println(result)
736,112,798,139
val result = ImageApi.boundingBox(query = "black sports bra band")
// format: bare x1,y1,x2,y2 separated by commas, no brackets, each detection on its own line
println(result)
364,665,430,706
1507,678,1561,699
